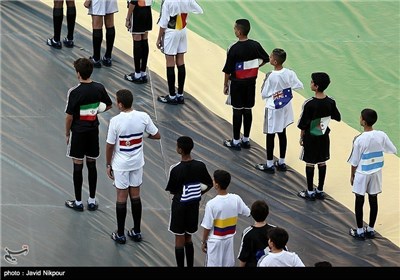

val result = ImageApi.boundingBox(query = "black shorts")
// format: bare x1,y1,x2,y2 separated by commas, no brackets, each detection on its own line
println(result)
230,80,256,109
169,200,200,235
67,129,99,160
129,6,152,33
300,133,330,164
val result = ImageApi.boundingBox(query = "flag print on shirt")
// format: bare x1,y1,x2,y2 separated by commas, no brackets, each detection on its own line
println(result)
80,102,101,121
235,58,259,79
119,133,143,152
310,116,331,136
168,13,188,30
213,216,238,237
266,87,293,109
360,151,384,173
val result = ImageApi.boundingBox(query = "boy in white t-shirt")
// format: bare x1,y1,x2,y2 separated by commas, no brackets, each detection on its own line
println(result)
348,108,397,240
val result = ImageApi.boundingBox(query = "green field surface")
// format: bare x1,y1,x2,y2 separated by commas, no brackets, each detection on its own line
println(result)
153,0,400,150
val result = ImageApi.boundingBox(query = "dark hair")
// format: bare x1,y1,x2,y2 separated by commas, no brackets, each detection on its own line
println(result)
213,169,231,190
311,72,330,92
314,261,332,267
116,89,133,109
73,57,93,80
177,136,194,155
361,108,378,126
268,227,289,250
250,200,269,222
235,19,250,36
271,48,286,65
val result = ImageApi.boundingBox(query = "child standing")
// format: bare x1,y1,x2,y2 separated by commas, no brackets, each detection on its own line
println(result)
297,72,341,200
255,48,303,173
200,170,250,267
348,108,397,240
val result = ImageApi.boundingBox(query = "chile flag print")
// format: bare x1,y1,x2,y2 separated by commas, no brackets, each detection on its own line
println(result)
266,87,293,110
235,59,259,79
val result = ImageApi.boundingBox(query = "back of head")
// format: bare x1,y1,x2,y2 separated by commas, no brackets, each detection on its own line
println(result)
116,89,133,109
213,169,231,190
235,19,250,36
311,72,330,92
250,200,269,222
272,48,286,65
268,227,289,250
361,108,378,126
314,261,332,267
74,57,93,80
177,136,194,155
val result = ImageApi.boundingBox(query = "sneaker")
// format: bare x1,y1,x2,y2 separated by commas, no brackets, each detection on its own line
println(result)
254,163,275,174
349,228,365,240
102,56,112,67
314,190,325,200
364,227,375,239
176,96,185,104
62,37,74,48
47,38,62,49
157,95,178,105
111,232,126,244
297,190,316,201
87,201,98,211
124,73,146,84
223,139,241,151
127,229,142,242
141,75,148,83
241,140,251,149
89,56,102,68
275,162,287,172
65,200,84,211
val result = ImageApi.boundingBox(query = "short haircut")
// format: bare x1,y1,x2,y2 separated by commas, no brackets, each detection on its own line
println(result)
361,108,378,126
213,169,231,190
235,19,250,36
314,261,332,267
116,89,133,109
311,72,330,92
73,57,93,80
177,136,194,155
250,200,269,222
271,48,286,65
268,227,289,250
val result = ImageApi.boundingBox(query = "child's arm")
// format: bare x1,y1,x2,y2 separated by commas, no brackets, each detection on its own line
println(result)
350,165,357,186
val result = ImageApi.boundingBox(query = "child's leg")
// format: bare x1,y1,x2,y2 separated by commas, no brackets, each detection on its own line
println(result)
317,162,327,191
232,109,243,142
355,194,365,229
368,194,378,229
305,163,315,192
277,129,287,164
242,108,252,138
266,133,275,167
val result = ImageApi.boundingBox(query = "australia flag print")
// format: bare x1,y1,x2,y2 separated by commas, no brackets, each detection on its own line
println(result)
266,87,293,109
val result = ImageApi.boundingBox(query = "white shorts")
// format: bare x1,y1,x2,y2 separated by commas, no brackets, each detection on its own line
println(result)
352,170,382,196
163,28,187,56
88,0,118,16
205,237,235,267
113,168,143,190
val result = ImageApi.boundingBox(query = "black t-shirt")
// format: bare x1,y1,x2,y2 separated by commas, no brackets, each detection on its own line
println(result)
65,81,112,133
222,39,269,82
166,159,213,203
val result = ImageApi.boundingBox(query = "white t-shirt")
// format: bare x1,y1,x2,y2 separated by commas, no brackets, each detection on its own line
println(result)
257,250,305,267
348,130,397,174
201,193,250,240
261,68,304,133
157,0,203,29
106,110,158,171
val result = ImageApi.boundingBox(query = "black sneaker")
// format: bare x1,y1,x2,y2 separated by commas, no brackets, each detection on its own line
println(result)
241,140,251,149
223,139,241,151
314,190,325,200
349,228,365,240
89,56,102,68
87,201,98,211
275,162,287,172
111,232,126,244
65,200,84,211
63,37,74,48
297,190,316,201
254,163,275,174
47,38,62,49
127,229,142,242
102,56,112,67
124,73,146,84
176,96,185,104
157,95,178,105
364,227,375,239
